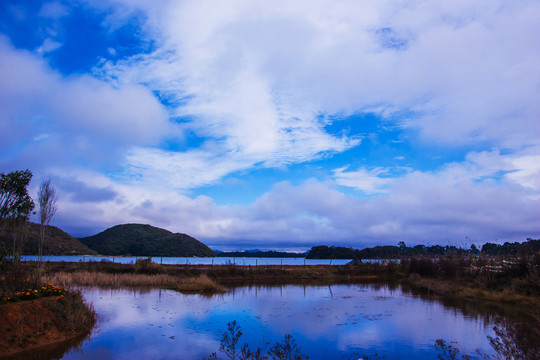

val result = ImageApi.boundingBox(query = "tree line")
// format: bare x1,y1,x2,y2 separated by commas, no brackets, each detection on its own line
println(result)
306,239,540,259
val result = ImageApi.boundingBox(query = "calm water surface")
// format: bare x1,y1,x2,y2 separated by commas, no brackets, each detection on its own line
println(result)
56,284,496,360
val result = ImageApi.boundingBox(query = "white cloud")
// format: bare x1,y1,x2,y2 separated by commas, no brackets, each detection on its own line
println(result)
85,0,540,180
333,167,392,194
4,1,540,247
124,147,253,190
36,38,62,54
334,148,540,193
50,148,540,248
503,154,540,192
0,36,174,171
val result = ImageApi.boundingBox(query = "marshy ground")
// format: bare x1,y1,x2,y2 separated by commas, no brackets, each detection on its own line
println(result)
1,254,539,358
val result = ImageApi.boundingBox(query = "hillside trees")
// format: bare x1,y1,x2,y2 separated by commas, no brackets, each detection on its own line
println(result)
80,224,215,257
0,170,34,231
0,170,35,262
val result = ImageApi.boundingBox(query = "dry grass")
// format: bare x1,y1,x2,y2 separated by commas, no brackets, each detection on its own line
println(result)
168,275,225,293
43,271,225,293
44,271,179,287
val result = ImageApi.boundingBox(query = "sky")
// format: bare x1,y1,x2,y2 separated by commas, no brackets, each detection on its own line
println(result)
1,0,539,251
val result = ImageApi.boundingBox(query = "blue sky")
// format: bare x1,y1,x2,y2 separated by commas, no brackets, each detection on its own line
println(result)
1,0,539,251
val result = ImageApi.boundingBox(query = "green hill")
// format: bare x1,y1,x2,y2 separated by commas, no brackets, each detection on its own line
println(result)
79,223,215,257
0,223,96,256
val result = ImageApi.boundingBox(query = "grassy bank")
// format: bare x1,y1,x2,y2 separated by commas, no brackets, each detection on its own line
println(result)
0,288,95,358
405,273,540,316
38,260,363,293
3,255,540,359
7,255,540,312
34,257,389,281
395,255,540,316
3,258,394,295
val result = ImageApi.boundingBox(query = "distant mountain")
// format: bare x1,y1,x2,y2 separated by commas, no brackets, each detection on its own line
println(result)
216,250,304,258
79,223,215,257
0,222,96,255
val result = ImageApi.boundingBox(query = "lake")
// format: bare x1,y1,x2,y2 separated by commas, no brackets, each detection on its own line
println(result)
36,282,500,359
21,255,352,266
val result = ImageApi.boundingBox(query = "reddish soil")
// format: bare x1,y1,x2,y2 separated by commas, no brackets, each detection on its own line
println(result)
0,298,91,358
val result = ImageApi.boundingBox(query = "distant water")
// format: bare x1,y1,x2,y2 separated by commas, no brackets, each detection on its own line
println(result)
21,255,352,266
48,284,497,360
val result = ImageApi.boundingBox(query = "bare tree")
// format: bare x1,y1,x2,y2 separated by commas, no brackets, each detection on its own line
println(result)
37,179,57,282
11,216,32,263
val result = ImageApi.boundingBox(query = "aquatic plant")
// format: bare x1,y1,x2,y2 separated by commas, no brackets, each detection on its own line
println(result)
485,317,540,360
268,334,308,360
206,321,308,360
434,316,540,360
343,355,386,360
434,340,471,360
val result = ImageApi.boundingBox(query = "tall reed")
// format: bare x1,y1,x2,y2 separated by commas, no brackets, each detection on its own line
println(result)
44,271,225,293
46,271,183,287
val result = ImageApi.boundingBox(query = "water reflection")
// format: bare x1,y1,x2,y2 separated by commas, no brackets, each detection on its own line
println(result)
35,283,505,360
2,333,88,360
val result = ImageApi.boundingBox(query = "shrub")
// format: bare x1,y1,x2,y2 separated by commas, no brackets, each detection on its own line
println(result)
438,259,458,279
407,258,436,277
384,261,399,275
135,257,160,274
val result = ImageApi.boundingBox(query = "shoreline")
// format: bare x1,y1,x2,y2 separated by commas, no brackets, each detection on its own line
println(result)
403,275,540,319
0,295,95,358
3,259,539,358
